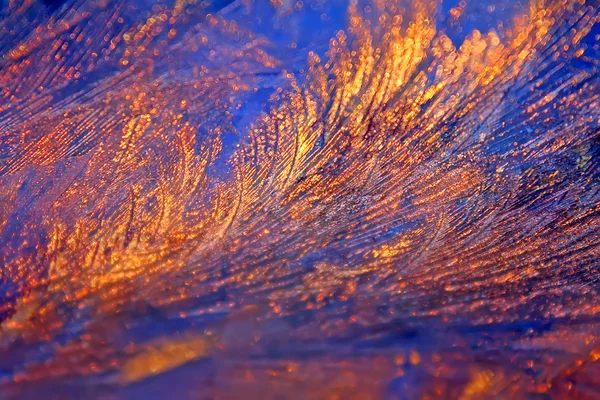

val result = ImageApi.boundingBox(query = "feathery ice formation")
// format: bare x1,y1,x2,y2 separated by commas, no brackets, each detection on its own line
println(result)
0,0,599,398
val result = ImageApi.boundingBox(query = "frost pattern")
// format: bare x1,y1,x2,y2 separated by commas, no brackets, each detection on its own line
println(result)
0,0,599,398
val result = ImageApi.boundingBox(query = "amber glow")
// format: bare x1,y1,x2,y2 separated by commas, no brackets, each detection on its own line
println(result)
0,0,599,397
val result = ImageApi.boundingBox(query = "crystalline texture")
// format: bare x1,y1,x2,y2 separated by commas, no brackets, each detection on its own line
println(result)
0,0,598,398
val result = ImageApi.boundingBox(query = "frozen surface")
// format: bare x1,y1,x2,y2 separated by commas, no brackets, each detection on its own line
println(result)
0,0,599,398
